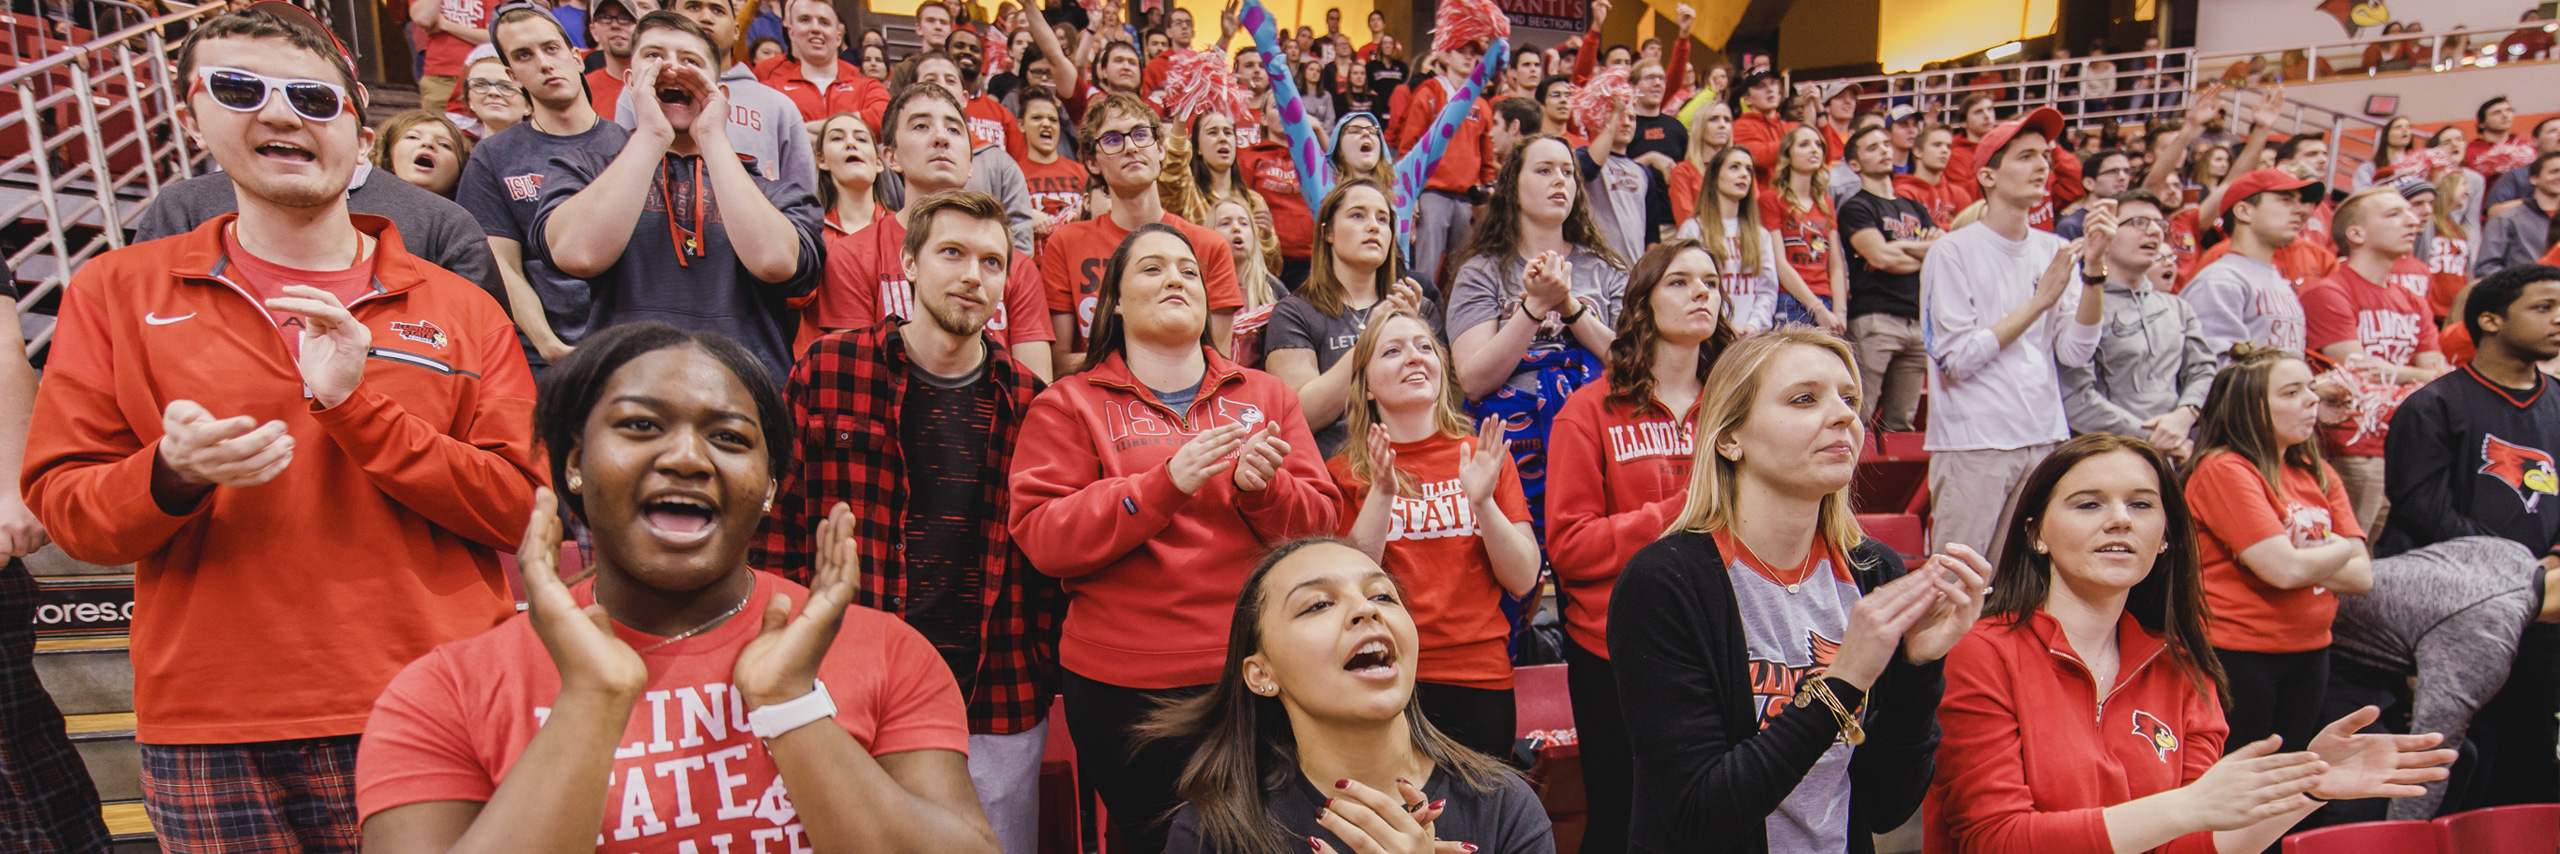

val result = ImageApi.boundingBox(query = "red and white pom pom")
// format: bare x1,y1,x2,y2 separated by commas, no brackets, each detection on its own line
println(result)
1434,0,1511,54
2472,137,2536,175
1572,66,1633,139
2387,145,2459,181
2313,363,2421,446
1155,48,1254,126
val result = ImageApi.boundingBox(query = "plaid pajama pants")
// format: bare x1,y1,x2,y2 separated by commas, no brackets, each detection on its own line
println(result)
140,736,361,854
0,559,112,854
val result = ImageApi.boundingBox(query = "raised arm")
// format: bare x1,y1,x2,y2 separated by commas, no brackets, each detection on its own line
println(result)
1389,38,1510,229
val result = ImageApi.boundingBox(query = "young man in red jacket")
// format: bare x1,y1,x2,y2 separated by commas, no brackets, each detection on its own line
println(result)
753,0,888,133
1390,37,1498,293
22,6,541,849
758,189,1064,854
1728,68,1794,175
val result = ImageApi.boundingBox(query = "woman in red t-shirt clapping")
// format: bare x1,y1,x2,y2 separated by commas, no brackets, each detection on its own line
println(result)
1329,308,1542,758
355,323,992,854
2183,346,2371,754
1927,433,2454,854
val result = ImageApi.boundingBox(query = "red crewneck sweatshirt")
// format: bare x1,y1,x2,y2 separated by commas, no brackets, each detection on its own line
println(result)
1006,348,1340,688
1543,382,1698,658
1925,611,2229,854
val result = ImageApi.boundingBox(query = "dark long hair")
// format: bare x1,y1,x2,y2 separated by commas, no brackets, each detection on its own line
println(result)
2189,344,2331,498
1605,239,1734,410
1071,223,1214,375
1986,434,2228,703
532,322,790,523
1137,538,1515,854
1450,135,1626,275
1188,111,1250,211
1296,178,1404,317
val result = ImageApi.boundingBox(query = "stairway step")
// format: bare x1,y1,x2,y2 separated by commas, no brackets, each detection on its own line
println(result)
103,800,159,853
32,634,132,716
24,542,132,576
65,712,140,802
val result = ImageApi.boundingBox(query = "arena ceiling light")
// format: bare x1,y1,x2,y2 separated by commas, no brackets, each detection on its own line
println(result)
1986,41,2022,60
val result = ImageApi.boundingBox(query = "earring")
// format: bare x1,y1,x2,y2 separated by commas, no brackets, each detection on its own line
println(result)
2034,542,2048,554
566,471,582,494
1251,683,1277,696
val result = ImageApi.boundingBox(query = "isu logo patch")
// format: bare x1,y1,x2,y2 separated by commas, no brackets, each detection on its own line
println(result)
1218,397,1265,429
2130,710,2179,762
2481,434,2559,512
502,173,543,201
390,319,449,349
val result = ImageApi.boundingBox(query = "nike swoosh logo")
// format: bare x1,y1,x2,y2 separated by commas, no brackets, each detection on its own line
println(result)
144,312,195,326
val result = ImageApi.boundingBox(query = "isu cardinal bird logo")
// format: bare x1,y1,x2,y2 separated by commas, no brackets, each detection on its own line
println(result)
2480,434,2559,512
1217,397,1265,429
389,320,449,349
2130,710,2180,762
2314,0,2391,35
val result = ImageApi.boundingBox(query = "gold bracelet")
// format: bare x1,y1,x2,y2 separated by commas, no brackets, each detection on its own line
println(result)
1792,677,1866,745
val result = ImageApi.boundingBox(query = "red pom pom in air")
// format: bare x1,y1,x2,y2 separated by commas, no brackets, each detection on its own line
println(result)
1434,0,1512,55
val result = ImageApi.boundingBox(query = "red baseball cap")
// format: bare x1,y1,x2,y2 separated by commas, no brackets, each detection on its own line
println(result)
2222,167,2326,207
1972,105,2064,172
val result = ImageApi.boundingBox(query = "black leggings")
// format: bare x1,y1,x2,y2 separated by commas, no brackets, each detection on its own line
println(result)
1060,670,1208,854
2217,647,2331,752
1415,682,1517,763
1564,637,1631,854
2468,623,2560,806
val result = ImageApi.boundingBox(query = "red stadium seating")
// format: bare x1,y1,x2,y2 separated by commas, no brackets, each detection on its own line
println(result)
1513,663,1584,854
2434,804,2560,854
2281,820,2442,854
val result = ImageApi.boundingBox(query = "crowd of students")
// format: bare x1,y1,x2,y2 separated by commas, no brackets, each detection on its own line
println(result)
7,1,2560,854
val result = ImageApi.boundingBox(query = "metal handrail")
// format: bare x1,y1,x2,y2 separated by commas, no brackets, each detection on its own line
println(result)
2195,19,2560,83
6,0,225,358
1823,49,2200,135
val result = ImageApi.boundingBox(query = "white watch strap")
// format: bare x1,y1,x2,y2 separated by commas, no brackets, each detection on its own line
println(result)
746,679,836,740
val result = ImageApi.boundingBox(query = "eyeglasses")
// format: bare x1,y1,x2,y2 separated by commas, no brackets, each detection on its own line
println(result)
1341,122,1381,139
193,66,351,122
2121,215,2165,231
1094,125,1158,154
465,78,523,94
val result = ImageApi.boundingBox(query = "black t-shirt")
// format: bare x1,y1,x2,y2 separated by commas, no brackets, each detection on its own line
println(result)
1167,765,1555,854
1835,189,1934,321
1627,113,1688,166
2379,367,2560,560
900,356,1000,690
1263,293,1445,457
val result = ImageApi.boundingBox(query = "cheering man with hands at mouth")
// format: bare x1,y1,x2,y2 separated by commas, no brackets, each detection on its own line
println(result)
536,10,824,382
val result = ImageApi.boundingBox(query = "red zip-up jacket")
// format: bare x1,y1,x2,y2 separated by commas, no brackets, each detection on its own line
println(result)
24,214,541,744
1544,381,1696,658
1924,611,2229,854
1007,348,1340,688
1732,111,1796,176
1391,76,1495,196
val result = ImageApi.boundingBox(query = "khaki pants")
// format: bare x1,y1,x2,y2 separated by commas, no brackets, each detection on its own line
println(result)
1928,442,2058,560
2330,454,2390,540
417,75,456,113
1851,313,1928,432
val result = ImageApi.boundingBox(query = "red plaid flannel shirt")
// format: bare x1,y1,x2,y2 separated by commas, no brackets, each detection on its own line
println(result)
751,321,1063,734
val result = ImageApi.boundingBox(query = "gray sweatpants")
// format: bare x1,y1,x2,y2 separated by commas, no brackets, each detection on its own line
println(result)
968,721,1048,854
2332,536,2544,820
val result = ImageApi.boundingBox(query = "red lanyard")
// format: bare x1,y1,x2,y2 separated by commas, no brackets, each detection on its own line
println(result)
661,156,706,267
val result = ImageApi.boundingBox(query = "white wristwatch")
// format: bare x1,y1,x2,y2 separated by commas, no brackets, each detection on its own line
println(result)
746,680,837,740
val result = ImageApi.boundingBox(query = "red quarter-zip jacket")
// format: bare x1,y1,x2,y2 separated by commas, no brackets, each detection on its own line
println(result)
1544,381,1697,658
24,214,541,744
1924,611,2229,854
1006,348,1340,688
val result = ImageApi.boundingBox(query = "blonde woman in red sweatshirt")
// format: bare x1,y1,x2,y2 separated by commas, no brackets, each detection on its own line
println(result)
1009,223,1341,854
1541,239,1735,854
1925,434,2454,854
1329,308,1543,760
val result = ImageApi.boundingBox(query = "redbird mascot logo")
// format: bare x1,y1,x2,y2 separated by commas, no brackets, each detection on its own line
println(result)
2130,710,2180,763
2314,0,2391,36
2480,434,2559,513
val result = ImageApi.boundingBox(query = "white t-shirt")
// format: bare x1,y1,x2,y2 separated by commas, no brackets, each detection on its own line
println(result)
1677,217,1785,331
1918,221,2101,452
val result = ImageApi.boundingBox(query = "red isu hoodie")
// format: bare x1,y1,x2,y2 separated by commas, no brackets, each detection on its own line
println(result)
1007,348,1340,688
24,214,540,744
1924,611,2229,854
1544,382,1697,658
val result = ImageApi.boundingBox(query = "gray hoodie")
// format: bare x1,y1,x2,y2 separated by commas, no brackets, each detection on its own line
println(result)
2057,277,2217,438
615,63,816,197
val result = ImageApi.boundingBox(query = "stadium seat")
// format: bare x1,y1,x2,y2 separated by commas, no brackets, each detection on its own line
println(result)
1856,513,1927,560
2434,803,2560,854
1512,663,1583,853
2280,819,2441,854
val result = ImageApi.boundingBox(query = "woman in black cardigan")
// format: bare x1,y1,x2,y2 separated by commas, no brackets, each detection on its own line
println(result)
1610,327,1992,854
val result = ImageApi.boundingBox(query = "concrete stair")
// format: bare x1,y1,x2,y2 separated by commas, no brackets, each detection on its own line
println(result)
26,544,156,853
